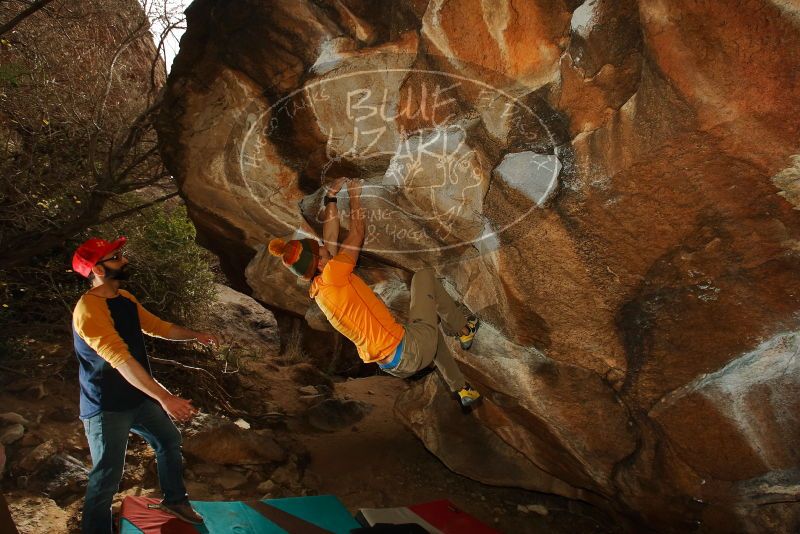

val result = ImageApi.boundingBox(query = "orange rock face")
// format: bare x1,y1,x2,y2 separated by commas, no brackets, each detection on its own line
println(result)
157,0,800,531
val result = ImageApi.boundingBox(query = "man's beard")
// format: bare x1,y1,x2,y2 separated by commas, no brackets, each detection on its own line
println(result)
104,264,131,281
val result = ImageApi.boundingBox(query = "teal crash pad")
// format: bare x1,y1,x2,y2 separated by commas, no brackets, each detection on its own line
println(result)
119,495,361,533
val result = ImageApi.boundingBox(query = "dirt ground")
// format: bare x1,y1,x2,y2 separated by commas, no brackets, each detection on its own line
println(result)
298,376,616,533
1,342,619,534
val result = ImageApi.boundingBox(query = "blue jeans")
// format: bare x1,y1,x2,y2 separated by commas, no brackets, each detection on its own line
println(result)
82,400,187,534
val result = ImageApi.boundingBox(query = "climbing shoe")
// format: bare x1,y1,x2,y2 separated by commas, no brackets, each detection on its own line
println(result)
457,385,481,408
458,315,479,350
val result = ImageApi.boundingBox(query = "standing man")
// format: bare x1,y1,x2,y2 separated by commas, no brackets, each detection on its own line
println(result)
71,237,218,533
268,179,481,407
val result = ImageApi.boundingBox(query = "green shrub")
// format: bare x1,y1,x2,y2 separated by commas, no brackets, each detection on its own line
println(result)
0,62,29,87
97,203,217,324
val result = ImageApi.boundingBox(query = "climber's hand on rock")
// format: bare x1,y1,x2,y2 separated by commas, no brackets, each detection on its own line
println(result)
326,177,347,196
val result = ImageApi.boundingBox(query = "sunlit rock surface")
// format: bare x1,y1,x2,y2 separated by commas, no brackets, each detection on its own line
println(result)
156,0,800,531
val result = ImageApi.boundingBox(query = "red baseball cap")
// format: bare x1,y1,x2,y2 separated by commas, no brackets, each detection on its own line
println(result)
72,237,127,278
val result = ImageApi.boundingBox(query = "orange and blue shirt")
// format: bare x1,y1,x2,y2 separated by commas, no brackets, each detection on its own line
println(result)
309,253,404,363
72,289,172,419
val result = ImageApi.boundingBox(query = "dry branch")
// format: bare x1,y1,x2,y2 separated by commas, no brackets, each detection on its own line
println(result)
149,355,241,415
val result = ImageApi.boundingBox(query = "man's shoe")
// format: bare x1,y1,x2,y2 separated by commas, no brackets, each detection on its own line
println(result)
457,385,481,407
160,501,204,525
458,315,480,350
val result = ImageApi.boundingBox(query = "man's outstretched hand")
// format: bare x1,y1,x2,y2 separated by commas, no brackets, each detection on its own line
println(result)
194,332,219,347
160,393,197,422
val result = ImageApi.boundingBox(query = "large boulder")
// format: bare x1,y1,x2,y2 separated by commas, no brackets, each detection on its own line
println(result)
157,0,800,531
202,283,281,355
182,414,286,465
7,495,69,534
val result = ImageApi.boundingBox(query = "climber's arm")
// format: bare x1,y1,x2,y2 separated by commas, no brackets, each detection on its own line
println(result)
340,179,364,263
322,177,347,256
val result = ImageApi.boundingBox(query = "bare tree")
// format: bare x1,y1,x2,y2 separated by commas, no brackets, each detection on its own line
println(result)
0,0,186,268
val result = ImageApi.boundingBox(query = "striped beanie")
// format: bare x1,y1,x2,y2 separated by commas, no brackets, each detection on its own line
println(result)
268,238,320,280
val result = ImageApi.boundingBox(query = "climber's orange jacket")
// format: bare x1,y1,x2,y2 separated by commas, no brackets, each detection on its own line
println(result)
309,253,404,363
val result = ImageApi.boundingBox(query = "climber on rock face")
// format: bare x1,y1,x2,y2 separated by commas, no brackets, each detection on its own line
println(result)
268,178,482,408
